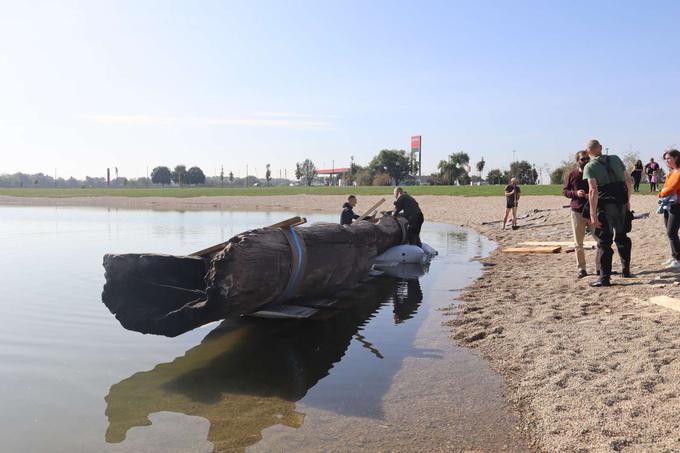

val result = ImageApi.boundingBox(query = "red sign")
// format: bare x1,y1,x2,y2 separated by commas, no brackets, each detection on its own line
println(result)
316,168,350,175
411,135,421,150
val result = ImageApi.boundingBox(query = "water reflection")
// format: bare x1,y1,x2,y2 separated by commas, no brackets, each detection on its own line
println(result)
105,275,424,452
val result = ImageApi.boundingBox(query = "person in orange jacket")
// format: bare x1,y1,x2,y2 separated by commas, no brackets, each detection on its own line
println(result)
659,149,680,270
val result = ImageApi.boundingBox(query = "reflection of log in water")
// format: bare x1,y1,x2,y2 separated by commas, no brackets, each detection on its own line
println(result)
105,276,423,452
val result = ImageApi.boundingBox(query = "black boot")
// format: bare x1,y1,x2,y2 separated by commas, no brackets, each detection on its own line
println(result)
590,277,611,287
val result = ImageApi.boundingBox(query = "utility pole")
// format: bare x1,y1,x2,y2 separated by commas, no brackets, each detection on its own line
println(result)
246,165,248,187
418,136,422,177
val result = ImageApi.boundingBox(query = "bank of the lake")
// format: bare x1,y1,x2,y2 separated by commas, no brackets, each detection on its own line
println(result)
3,193,678,451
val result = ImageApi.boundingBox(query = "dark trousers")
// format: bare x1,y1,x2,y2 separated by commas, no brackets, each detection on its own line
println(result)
594,205,631,278
632,175,641,192
406,213,424,247
664,205,680,260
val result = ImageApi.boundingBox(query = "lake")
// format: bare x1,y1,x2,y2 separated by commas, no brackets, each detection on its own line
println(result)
0,206,526,452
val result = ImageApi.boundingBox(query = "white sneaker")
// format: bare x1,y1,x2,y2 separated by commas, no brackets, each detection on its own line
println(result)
665,259,680,270
663,257,675,266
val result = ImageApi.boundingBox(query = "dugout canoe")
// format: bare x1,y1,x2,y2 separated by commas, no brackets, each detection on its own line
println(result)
102,215,409,337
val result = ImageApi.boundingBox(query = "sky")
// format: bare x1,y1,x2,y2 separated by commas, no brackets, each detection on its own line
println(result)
1,0,680,180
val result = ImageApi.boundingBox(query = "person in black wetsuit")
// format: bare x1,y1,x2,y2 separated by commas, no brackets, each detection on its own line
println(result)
340,195,360,225
392,186,424,247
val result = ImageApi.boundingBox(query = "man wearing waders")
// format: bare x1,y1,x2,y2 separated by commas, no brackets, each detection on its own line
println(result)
583,139,633,287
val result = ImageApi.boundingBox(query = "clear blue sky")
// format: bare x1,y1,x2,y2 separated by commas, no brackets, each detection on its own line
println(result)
1,0,679,180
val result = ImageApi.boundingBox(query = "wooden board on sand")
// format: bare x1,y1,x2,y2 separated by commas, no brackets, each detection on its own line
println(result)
502,246,561,254
649,295,680,313
519,241,597,248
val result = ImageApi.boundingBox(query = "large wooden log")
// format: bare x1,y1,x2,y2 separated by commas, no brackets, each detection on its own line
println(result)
102,216,407,336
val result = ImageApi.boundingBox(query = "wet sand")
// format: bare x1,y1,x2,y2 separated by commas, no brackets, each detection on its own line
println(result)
2,193,676,451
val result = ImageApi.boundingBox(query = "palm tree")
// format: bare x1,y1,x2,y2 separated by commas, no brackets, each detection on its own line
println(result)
476,158,485,178
438,152,470,185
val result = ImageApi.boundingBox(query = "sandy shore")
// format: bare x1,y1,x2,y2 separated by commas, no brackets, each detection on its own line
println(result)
3,193,677,451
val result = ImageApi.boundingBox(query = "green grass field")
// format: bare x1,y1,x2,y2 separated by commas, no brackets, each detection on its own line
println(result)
0,185,658,198
0,185,566,197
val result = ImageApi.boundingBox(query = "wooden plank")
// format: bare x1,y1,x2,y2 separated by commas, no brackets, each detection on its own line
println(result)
648,296,680,313
357,198,386,220
190,216,306,257
247,304,318,319
502,246,561,254
519,241,597,247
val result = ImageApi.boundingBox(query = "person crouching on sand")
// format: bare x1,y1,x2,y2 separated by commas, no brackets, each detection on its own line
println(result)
563,150,597,279
502,178,521,230
658,150,680,270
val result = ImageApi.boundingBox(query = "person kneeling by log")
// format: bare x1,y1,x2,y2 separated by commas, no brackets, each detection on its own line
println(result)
392,186,424,247
340,195,360,225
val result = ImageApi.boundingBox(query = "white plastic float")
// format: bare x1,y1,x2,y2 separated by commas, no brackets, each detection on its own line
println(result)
373,242,438,266
372,243,438,279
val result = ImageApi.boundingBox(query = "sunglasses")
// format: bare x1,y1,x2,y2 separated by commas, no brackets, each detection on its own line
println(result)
579,157,590,162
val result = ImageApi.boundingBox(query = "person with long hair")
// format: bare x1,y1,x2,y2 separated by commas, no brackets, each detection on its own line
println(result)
659,149,680,270
631,159,643,192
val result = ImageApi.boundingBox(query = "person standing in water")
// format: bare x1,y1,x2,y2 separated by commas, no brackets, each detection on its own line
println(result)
392,186,424,247
502,178,521,230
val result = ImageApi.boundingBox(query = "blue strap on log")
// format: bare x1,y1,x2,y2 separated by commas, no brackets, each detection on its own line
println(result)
275,226,307,304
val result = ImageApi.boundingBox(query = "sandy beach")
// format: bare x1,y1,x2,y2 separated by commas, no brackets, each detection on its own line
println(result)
3,193,678,452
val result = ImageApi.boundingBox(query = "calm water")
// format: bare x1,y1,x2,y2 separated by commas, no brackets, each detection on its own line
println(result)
0,206,526,452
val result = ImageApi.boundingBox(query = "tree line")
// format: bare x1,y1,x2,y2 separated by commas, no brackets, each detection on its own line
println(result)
295,150,539,186
1,153,542,188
